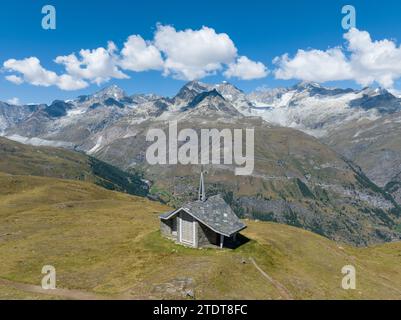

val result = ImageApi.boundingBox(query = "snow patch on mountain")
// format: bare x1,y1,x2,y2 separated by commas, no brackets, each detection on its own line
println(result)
6,134,73,148
244,82,397,137
88,136,103,154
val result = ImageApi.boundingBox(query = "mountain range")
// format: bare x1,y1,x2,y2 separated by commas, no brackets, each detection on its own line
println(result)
1,80,401,245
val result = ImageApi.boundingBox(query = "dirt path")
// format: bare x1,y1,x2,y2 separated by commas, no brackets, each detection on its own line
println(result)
1,259,296,300
249,257,294,300
0,278,132,300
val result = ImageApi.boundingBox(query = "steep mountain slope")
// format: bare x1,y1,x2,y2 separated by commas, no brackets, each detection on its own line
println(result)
324,112,401,188
0,102,42,133
322,109,401,210
4,86,139,148
246,83,401,193
0,174,400,300
0,137,148,196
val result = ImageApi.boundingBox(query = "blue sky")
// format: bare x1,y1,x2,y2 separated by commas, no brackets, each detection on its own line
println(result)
1,0,401,104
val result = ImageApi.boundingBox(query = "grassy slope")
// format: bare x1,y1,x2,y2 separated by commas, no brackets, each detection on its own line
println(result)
0,173,400,300
0,137,147,196
0,283,61,300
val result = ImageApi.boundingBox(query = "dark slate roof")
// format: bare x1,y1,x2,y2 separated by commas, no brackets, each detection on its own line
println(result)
160,195,246,237
160,210,176,219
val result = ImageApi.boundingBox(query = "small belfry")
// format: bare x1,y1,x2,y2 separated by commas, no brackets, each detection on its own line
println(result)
160,171,246,249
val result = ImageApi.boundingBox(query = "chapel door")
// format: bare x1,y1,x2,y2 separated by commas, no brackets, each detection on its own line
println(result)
180,213,194,245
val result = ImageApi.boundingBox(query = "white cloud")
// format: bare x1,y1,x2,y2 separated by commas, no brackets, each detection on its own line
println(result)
154,24,238,80
274,28,401,89
345,28,401,88
3,24,267,90
3,57,88,90
224,56,268,80
7,97,20,105
119,35,164,72
55,42,128,85
274,48,351,83
5,75,24,85
4,57,59,87
57,74,89,91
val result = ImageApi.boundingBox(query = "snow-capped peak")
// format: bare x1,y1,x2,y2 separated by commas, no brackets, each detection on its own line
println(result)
293,81,323,91
171,81,212,109
214,81,243,95
92,85,126,100
359,87,391,97
181,80,211,93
